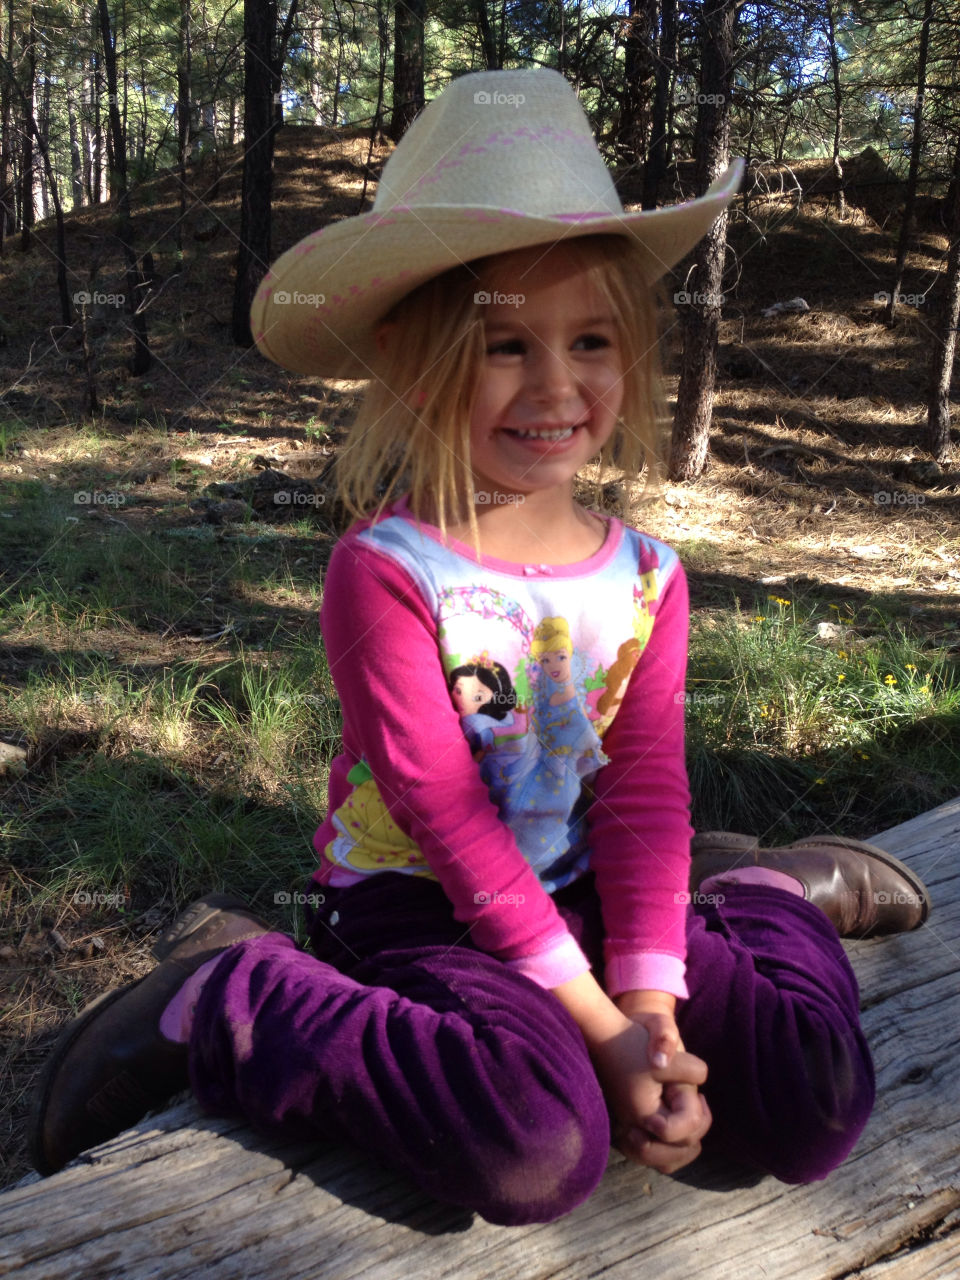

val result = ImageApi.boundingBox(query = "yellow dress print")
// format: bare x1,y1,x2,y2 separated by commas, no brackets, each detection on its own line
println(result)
633,566,659,649
326,760,434,875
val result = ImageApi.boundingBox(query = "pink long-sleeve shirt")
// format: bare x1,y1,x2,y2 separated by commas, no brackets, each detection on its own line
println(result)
312,498,694,999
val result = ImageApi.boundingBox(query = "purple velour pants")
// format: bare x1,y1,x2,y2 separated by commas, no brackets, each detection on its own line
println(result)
185,872,875,1226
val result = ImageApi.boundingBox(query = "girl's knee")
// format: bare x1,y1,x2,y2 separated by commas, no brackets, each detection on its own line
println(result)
469,1098,611,1225
753,1030,875,1183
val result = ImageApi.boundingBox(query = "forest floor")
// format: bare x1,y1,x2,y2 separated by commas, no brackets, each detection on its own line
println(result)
1,128,959,1191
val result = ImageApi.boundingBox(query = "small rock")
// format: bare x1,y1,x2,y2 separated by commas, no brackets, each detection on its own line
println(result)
0,741,27,777
49,929,70,953
0,944,17,962
762,297,810,317
815,621,844,643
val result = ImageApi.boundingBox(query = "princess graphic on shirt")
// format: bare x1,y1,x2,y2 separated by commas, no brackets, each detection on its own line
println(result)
485,617,608,885
529,617,607,779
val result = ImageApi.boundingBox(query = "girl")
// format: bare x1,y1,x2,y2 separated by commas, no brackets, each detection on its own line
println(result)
32,68,930,1226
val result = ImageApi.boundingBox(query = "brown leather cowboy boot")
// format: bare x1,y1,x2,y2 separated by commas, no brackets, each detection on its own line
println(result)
30,894,273,1175
689,832,930,937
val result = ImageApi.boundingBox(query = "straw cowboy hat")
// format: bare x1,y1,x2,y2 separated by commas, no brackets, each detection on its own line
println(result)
250,67,743,378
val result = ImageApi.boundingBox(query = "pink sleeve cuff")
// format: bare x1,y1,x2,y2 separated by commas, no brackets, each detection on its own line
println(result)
604,952,688,1000
501,933,591,990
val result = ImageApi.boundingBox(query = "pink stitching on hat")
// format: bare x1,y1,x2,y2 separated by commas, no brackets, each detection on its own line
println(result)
313,266,416,312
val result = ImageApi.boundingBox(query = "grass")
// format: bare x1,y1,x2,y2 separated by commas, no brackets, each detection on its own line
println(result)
2,503,958,922
685,593,960,839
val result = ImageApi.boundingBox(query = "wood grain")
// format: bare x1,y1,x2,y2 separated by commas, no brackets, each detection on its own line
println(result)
2,798,958,1280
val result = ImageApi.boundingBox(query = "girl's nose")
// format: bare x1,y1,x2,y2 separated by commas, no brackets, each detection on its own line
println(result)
527,349,579,405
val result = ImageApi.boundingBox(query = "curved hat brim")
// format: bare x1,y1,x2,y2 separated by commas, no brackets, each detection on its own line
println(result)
251,158,744,378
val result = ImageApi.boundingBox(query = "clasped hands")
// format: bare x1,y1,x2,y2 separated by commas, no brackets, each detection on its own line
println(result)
594,989,712,1175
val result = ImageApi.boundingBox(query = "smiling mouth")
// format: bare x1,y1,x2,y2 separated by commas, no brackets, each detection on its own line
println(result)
503,426,576,442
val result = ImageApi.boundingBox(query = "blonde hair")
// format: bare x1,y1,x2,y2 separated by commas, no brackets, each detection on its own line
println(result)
531,616,572,659
334,234,668,548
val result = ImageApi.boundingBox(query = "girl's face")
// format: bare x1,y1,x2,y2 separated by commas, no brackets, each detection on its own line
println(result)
468,244,624,502
538,648,571,684
451,674,494,716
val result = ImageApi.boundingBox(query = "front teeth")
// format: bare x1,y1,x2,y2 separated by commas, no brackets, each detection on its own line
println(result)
512,427,574,441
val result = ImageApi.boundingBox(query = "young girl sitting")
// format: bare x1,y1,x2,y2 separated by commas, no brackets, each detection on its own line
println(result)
32,67,930,1226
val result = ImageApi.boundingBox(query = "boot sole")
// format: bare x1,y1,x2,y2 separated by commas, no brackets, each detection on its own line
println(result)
152,893,256,961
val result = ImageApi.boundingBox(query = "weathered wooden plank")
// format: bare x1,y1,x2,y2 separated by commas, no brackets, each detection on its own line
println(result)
851,1210,960,1279
2,798,958,1280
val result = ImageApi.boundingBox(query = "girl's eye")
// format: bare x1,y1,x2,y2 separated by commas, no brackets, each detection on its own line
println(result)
486,334,613,356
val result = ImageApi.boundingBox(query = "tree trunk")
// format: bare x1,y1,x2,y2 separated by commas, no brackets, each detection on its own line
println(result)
97,0,151,373
642,0,676,209
68,89,84,208
619,0,655,168
19,5,34,250
0,0,14,251
0,40,72,318
824,0,845,219
476,0,499,70
885,0,933,326
927,133,960,465
669,0,737,482
232,0,279,345
35,68,49,219
388,0,425,143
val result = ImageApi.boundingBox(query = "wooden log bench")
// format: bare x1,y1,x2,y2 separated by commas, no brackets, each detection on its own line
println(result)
2,798,958,1279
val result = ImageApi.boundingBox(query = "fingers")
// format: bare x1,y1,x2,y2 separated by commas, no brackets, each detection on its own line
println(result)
648,1021,679,1070
615,1095,713,1175
644,1083,713,1146
626,1011,680,1070
650,1048,708,1088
